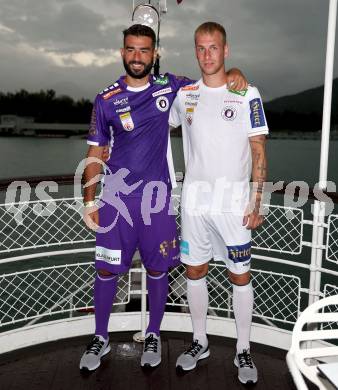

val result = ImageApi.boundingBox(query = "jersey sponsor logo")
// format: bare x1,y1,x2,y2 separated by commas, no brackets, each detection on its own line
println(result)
250,98,266,128
116,106,131,113
186,92,200,100
113,97,129,106
229,89,247,97
156,96,169,112
119,112,134,131
180,240,190,255
226,242,251,263
95,246,121,265
159,238,178,257
181,84,199,91
223,99,243,105
103,88,122,100
185,101,198,107
185,107,194,125
221,106,237,121
152,87,172,97
153,75,169,85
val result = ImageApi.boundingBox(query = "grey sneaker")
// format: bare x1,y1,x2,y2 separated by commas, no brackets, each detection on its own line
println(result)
141,333,161,368
176,339,210,371
79,335,111,371
234,349,258,384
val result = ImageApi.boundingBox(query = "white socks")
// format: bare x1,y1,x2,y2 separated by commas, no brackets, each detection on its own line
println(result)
186,277,254,352
187,277,209,346
232,282,254,353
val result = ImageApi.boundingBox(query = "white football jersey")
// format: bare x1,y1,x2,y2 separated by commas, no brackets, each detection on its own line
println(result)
169,79,269,213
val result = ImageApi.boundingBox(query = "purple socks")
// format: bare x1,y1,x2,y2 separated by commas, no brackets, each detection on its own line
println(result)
94,273,118,339
146,272,168,336
94,271,168,339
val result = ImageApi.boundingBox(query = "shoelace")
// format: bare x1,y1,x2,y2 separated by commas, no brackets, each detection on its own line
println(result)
237,350,254,368
144,334,158,353
86,336,104,356
184,340,203,357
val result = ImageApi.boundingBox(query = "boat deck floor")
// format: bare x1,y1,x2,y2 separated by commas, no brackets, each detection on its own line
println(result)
0,331,315,390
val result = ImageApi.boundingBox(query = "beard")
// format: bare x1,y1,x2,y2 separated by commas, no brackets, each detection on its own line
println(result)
123,60,153,79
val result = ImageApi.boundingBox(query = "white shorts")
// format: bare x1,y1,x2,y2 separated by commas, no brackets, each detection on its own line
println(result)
180,209,252,275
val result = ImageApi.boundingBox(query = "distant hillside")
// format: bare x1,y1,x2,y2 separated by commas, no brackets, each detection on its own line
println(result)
264,78,338,131
265,78,338,114
0,89,92,124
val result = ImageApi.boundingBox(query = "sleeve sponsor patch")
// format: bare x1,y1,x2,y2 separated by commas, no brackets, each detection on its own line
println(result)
249,98,266,128
154,75,169,85
88,106,97,136
229,89,247,97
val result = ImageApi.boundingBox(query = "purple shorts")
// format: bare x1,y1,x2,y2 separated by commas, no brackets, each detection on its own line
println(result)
94,195,181,274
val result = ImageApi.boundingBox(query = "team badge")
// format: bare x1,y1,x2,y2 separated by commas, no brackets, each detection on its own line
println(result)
185,107,194,125
221,106,237,121
156,96,169,112
119,112,134,131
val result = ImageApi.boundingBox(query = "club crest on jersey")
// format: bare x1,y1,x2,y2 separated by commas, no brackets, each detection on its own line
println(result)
185,107,194,125
221,106,237,121
119,112,134,131
156,96,169,112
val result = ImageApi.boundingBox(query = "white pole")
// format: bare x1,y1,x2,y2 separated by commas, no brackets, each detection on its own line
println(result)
308,0,337,306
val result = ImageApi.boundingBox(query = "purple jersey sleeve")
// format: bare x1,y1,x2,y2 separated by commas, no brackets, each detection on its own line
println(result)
87,95,110,146
167,73,195,93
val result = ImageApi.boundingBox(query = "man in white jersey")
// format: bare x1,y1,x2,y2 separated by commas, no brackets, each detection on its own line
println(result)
169,22,268,385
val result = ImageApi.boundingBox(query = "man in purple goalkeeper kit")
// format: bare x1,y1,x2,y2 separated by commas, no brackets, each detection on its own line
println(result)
79,24,247,372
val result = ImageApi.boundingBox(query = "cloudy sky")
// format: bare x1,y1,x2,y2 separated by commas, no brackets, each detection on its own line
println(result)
0,0,337,102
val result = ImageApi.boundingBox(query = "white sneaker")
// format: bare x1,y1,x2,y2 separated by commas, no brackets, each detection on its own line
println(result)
140,332,161,368
234,349,258,384
176,339,210,371
79,335,111,371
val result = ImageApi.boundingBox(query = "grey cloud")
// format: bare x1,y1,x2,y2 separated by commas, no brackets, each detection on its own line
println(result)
0,0,337,101
0,1,126,51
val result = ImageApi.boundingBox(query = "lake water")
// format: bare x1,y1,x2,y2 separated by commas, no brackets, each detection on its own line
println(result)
0,136,337,187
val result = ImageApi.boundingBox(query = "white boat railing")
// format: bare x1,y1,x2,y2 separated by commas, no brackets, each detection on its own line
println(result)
0,194,337,354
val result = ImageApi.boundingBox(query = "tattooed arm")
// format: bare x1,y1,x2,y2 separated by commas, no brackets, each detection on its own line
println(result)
243,134,267,229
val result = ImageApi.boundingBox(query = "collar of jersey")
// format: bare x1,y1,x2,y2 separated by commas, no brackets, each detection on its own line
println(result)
199,78,228,92
119,75,151,92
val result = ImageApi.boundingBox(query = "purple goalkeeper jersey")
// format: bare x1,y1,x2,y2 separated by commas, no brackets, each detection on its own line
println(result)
87,73,191,195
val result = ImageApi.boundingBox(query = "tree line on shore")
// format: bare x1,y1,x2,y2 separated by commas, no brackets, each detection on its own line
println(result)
0,89,326,132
